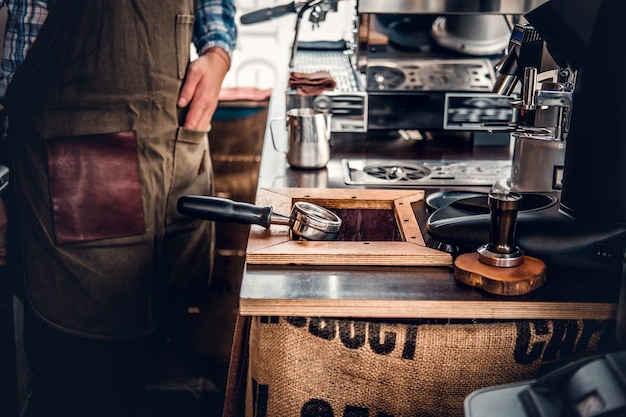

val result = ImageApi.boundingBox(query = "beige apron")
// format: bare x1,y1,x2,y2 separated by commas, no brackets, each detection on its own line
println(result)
4,0,215,339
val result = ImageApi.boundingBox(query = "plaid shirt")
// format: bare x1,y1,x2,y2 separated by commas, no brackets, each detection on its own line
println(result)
0,0,237,97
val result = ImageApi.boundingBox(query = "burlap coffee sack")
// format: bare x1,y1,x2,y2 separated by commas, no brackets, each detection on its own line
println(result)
246,317,614,417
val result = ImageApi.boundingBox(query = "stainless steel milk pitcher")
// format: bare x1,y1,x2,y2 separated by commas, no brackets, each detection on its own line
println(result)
270,108,331,169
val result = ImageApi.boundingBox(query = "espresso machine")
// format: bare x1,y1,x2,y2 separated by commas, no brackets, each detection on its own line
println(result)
427,0,626,280
354,1,539,135
240,0,367,132
240,1,546,134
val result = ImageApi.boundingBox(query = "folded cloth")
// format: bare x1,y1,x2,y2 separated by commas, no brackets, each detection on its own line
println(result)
288,71,336,96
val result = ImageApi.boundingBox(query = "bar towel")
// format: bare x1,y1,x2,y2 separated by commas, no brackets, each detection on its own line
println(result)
288,71,336,96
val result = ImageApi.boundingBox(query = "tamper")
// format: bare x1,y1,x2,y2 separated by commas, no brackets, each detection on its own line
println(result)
476,191,525,267
453,191,546,296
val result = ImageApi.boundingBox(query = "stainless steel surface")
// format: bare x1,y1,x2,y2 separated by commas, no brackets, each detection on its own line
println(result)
286,201,342,240
358,0,548,14
363,57,515,131
509,133,565,192
288,50,367,132
239,265,618,319
342,158,511,187
290,201,342,241
431,15,510,56
366,58,495,92
520,67,539,110
0,165,8,194
492,72,517,96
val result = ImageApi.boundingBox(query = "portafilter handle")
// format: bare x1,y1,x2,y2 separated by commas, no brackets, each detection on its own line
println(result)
177,195,284,228
239,2,296,24
476,191,525,268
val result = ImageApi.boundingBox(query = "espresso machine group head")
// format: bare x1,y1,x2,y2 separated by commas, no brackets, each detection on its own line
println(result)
427,0,626,281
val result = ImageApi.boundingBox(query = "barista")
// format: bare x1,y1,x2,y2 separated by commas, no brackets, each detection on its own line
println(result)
0,0,236,415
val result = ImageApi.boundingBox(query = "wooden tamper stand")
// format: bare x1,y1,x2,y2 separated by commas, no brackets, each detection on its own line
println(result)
454,191,546,296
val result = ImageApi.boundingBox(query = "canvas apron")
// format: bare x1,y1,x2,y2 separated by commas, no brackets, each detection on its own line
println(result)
4,0,214,339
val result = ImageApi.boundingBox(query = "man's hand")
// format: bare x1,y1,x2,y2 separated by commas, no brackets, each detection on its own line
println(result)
177,47,230,131
0,197,7,267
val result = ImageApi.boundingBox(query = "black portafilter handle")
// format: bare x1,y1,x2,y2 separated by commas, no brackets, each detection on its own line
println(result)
177,195,273,228
240,3,297,24
476,191,525,268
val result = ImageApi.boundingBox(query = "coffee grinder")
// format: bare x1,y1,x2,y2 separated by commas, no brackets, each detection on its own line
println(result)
426,0,626,283
491,21,574,193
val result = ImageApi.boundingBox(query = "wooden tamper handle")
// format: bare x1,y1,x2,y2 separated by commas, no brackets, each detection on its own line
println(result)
454,191,546,296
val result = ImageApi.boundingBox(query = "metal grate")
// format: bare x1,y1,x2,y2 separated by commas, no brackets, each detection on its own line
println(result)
343,159,512,186
363,163,431,181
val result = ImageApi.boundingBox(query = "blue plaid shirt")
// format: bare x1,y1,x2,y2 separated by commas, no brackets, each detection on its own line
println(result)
0,0,237,97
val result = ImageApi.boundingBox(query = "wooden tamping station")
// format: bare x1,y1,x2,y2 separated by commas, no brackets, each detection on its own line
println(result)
454,191,546,296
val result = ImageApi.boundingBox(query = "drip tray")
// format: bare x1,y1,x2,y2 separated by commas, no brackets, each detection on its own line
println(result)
341,159,511,187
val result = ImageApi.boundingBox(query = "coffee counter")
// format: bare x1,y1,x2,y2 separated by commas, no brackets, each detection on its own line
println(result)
223,94,620,417
237,125,618,321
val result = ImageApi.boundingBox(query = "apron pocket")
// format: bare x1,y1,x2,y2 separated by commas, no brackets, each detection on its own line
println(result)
45,130,145,245
176,14,195,79
166,127,212,225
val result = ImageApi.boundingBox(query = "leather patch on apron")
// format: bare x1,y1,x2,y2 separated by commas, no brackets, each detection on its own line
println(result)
45,130,145,244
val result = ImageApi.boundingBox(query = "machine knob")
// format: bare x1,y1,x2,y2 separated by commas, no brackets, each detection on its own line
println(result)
312,95,332,112
476,191,524,267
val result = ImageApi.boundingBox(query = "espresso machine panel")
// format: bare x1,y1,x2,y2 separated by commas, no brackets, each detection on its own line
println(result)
356,1,545,133
356,10,527,133
288,49,367,132
357,1,548,14
363,57,515,130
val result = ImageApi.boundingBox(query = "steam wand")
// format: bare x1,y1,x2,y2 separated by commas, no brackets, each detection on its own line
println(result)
288,0,324,68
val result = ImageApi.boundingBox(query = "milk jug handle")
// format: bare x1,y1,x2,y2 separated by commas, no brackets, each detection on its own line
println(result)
269,118,287,154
